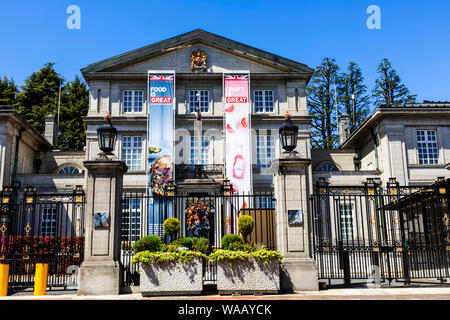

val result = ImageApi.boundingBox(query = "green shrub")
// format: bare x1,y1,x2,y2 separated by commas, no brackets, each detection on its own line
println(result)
192,237,209,253
172,237,194,250
238,215,254,241
133,235,162,253
163,217,180,237
221,234,244,250
208,249,283,265
132,250,208,265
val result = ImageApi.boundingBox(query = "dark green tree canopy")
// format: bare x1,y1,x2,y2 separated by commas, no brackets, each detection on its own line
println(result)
337,62,371,133
56,75,89,151
307,58,340,149
15,62,63,135
372,58,417,107
0,77,18,105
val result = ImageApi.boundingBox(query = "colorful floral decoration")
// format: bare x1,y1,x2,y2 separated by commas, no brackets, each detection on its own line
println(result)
150,155,173,196
186,200,211,232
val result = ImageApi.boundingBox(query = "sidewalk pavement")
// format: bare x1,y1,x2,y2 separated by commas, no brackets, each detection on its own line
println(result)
1,287,450,300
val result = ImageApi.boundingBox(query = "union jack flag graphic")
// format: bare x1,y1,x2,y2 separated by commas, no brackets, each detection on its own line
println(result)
224,74,248,80
149,75,174,81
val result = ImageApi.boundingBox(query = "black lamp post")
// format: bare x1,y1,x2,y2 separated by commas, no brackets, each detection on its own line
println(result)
279,113,299,153
97,114,117,156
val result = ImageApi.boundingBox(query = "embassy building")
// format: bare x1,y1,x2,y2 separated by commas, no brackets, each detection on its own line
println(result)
1,30,450,291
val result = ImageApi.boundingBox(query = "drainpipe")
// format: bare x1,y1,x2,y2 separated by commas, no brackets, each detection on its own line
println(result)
12,127,26,182
370,125,380,172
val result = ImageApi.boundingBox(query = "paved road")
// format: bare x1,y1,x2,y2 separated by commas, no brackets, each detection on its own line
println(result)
1,287,450,300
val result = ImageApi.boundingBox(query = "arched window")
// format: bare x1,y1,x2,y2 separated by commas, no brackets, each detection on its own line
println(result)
316,163,339,172
58,166,80,174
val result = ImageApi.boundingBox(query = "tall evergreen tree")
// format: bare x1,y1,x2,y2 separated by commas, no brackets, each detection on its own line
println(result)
372,58,416,107
307,58,340,149
0,76,18,105
57,75,89,151
15,62,63,134
337,62,371,132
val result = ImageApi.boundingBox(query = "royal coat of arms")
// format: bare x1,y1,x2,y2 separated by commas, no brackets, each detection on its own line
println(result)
190,49,208,71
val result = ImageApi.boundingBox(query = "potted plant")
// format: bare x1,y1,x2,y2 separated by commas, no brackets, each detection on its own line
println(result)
132,218,207,297
209,215,283,295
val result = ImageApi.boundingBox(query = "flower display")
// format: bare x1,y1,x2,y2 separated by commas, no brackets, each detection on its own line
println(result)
186,200,211,232
150,155,173,196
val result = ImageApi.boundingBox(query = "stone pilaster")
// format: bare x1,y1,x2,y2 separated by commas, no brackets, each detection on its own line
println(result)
270,152,318,291
78,156,127,295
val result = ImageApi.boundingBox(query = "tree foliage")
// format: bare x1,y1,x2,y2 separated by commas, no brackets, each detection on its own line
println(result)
0,77,17,105
9,63,88,151
15,62,63,135
307,58,340,149
57,75,89,151
372,58,416,107
337,62,371,132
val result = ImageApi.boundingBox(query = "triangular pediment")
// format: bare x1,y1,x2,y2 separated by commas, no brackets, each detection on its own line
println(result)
81,29,313,76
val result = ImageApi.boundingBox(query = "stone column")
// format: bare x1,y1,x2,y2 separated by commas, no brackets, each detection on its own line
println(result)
78,156,127,295
270,152,318,291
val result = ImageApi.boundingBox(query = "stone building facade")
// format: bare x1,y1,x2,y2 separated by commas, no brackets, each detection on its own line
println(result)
1,30,450,198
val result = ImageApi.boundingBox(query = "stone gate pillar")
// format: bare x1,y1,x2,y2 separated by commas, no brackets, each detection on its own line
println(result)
78,157,127,295
270,152,318,291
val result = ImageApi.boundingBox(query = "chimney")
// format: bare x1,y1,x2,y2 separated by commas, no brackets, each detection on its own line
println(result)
338,114,350,145
44,114,57,146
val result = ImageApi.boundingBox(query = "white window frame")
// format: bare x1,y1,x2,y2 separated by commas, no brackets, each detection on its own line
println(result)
339,204,354,241
122,90,144,113
253,90,275,113
121,136,143,171
256,134,276,169
189,90,210,113
122,198,141,240
190,135,210,165
41,207,57,236
416,129,438,165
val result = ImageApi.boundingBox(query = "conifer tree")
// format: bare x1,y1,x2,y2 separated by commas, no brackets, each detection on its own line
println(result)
57,75,89,151
373,58,416,107
337,62,371,132
15,62,63,134
0,76,18,105
307,58,340,149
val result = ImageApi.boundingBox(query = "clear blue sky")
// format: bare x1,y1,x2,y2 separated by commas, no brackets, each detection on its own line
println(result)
1,0,449,106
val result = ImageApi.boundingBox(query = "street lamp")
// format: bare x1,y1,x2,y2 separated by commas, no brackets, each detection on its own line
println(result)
279,113,299,153
97,114,117,156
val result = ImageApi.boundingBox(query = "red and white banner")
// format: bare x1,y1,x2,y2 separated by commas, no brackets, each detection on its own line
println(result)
224,74,252,200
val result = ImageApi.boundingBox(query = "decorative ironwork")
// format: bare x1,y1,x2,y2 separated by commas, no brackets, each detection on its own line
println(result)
0,223,6,235
311,179,450,284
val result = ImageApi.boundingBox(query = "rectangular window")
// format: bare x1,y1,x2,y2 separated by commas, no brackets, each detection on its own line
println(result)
123,90,143,113
190,136,210,165
189,90,209,113
254,90,274,113
41,207,57,236
256,196,275,208
256,135,276,169
417,130,438,165
122,136,143,171
339,204,353,241
121,198,141,241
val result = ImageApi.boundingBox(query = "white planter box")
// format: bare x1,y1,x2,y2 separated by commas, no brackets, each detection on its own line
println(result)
216,258,280,295
139,258,203,296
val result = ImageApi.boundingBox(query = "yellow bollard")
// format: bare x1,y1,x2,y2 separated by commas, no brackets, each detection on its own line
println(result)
34,263,48,296
0,264,9,296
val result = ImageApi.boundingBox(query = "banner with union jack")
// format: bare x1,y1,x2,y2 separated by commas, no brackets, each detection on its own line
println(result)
147,71,175,236
224,72,252,213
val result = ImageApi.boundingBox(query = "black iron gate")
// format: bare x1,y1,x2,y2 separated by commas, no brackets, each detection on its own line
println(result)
120,191,275,287
310,177,450,285
0,186,85,292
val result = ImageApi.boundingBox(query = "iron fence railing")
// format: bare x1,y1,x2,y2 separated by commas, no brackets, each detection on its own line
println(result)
311,178,450,285
120,191,275,287
0,186,86,293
